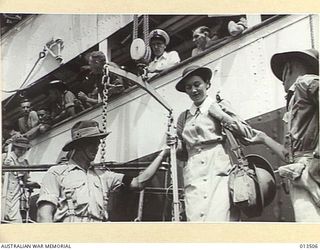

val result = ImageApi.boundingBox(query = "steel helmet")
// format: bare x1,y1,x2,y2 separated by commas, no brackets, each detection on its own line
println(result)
229,154,276,218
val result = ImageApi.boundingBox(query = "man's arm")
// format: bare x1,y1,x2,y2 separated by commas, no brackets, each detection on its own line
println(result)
208,101,251,137
23,124,41,139
309,135,320,184
129,148,169,190
64,92,76,116
78,91,99,105
37,201,55,223
209,100,290,162
29,111,39,128
36,169,60,222
246,129,290,163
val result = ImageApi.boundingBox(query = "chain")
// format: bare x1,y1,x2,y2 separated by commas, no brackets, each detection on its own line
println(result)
100,64,110,167
143,15,149,47
133,15,139,40
309,14,315,49
142,15,151,74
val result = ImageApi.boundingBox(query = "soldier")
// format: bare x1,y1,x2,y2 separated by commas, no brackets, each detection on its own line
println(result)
37,120,169,223
2,136,32,223
250,49,320,221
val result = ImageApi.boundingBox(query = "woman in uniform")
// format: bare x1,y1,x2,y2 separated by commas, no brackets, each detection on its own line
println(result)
167,65,256,221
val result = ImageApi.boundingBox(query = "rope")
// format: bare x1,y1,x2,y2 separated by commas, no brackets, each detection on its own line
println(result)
3,50,47,109
100,65,110,167
20,50,47,90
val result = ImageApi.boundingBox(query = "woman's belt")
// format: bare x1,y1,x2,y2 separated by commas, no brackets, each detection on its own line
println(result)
188,136,225,158
193,136,225,147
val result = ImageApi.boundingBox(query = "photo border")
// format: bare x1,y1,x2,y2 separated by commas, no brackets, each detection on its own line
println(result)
1,0,320,243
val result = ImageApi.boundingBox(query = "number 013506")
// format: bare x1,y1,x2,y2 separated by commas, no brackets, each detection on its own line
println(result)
300,244,318,248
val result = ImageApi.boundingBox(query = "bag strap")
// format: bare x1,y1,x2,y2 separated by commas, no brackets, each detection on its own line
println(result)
176,109,189,142
216,93,248,169
180,109,189,132
64,189,76,222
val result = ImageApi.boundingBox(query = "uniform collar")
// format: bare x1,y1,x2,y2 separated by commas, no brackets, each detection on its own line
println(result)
68,159,94,172
189,96,213,115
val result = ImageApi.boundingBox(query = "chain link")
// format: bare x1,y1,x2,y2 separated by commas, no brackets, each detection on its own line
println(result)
309,14,315,49
100,64,110,167
133,15,139,40
143,15,149,47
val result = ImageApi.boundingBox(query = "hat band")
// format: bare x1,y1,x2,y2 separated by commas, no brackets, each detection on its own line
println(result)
72,127,102,140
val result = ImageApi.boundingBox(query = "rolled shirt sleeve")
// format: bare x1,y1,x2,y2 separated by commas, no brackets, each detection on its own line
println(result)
37,169,61,207
102,171,124,191
64,91,76,109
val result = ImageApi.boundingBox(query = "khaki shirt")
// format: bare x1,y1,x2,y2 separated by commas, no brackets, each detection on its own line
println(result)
37,163,124,222
284,74,319,157
2,151,29,223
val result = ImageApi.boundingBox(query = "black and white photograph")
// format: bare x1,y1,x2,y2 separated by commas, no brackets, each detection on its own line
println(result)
1,12,319,229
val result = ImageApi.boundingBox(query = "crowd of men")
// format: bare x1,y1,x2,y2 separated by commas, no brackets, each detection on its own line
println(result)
2,17,249,149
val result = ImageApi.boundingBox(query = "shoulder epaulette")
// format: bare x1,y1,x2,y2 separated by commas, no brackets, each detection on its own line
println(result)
49,163,75,176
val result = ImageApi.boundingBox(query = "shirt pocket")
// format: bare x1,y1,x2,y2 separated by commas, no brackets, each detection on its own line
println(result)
62,178,89,207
